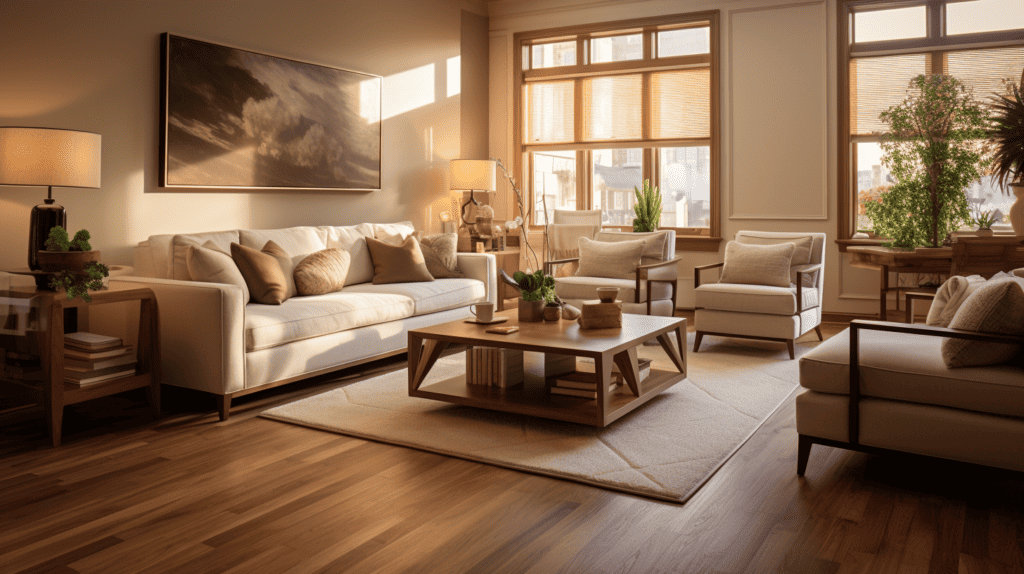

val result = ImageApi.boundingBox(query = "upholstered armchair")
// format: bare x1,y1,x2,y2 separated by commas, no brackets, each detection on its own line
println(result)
545,209,603,277
693,231,826,359
545,229,681,317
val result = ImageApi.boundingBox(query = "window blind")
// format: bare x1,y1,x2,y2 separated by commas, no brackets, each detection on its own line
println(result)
583,74,643,141
524,81,574,144
850,53,932,136
944,46,1024,100
650,69,710,139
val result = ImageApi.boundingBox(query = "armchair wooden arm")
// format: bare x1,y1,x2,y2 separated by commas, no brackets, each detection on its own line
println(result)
543,257,580,276
632,257,683,311
693,261,724,290
846,319,1024,445
905,291,937,324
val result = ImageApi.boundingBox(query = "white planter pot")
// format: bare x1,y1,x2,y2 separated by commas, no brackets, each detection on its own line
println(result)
1010,183,1024,236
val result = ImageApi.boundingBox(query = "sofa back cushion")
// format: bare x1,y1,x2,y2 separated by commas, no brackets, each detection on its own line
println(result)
320,223,376,286
186,241,250,302
239,227,326,296
943,278,1024,368
373,221,416,240
171,230,240,280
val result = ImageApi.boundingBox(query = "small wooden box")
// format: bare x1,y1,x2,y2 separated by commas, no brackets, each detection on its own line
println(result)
466,347,524,388
578,300,622,329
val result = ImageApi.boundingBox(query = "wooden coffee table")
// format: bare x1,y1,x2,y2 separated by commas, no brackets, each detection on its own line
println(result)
407,311,687,427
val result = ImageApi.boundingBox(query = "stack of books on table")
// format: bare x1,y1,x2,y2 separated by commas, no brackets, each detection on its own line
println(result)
64,333,136,386
550,357,653,399
3,352,43,382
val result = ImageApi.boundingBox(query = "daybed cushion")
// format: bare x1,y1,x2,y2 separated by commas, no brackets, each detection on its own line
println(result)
342,278,486,316
554,276,673,304
799,327,1024,418
244,292,415,352
695,282,818,315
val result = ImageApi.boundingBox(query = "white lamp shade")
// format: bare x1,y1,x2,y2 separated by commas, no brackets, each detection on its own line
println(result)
0,127,102,188
449,159,496,191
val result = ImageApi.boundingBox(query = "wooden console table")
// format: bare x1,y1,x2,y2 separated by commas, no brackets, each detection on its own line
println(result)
847,246,953,320
0,284,160,446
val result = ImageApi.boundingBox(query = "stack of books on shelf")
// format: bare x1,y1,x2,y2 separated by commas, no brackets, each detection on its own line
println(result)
64,333,136,386
3,351,43,382
550,357,653,399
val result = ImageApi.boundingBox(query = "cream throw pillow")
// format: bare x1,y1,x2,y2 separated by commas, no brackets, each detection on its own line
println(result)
926,275,986,328
415,232,463,278
736,234,815,287
719,241,795,288
942,279,1024,368
576,237,647,279
593,230,667,264
294,249,352,296
365,235,435,284
186,241,249,303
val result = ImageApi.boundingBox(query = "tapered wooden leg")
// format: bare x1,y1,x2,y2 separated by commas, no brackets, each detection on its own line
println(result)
693,332,704,353
797,434,813,476
612,346,641,396
218,395,231,421
814,326,823,341
657,332,686,373
410,339,448,392
786,339,796,360
44,399,63,447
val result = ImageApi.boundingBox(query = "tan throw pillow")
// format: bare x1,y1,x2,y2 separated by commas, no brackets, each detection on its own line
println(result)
736,234,815,287
259,240,296,300
186,241,249,303
942,279,1024,368
926,275,986,328
230,242,289,305
576,236,647,279
719,241,795,288
593,230,668,263
415,232,463,279
365,235,435,284
294,248,351,296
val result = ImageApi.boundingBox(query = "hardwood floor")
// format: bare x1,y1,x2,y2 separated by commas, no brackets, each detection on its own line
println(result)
0,318,1022,574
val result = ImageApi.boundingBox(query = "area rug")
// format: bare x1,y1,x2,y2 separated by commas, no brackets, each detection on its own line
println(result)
261,334,817,502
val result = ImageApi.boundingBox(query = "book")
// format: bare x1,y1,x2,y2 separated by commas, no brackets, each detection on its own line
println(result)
63,345,134,361
64,354,137,372
65,365,136,385
576,357,652,381
550,386,599,399
550,372,623,399
64,332,122,351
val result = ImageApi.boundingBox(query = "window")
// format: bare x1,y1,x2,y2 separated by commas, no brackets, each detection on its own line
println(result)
514,12,720,243
840,1,1024,238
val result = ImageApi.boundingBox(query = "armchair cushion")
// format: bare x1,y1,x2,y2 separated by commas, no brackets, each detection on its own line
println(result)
736,232,816,287
943,279,1024,368
593,230,669,264
719,241,794,288
695,282,817,315
576,236,647,279
554,275,673,303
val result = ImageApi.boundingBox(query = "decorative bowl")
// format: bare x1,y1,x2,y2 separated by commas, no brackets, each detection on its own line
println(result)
596,287,619,303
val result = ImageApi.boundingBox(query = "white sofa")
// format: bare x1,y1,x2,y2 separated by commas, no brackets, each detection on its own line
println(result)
111,223,496,420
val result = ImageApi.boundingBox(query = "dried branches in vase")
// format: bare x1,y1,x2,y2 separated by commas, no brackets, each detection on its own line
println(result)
491,157,541,272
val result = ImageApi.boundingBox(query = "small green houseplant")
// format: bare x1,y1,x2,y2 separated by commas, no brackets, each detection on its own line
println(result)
988,73,1024,234
864,75,990,248
970,208,999,236
39,226,108,301
511,270,557,322
632,179,662,233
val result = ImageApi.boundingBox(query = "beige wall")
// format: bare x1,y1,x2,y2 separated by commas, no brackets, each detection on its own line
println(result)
0,0,489,269
488,0,884,315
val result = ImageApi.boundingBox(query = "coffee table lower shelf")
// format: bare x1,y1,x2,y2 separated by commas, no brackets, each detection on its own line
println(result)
410,368,686,427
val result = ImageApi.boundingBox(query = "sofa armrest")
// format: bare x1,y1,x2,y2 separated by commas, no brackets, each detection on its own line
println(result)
109,276,245,395
456,253,497,306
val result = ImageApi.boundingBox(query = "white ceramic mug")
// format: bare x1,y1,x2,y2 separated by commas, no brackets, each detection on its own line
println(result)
470,302,495,322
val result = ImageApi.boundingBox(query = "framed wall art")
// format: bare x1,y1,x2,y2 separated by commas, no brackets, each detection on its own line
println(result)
160,34,381,190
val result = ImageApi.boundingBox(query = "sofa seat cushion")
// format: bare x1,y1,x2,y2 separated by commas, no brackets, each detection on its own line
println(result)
695,282,818,315
800,327,1024,418
554,276,672,303
342,278,485,316
244,292,415,352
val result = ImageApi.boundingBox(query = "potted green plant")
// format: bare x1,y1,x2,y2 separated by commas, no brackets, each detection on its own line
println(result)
632,179,662,232
988,71,1024,235
864,75,990,249
970,208,999,237
511,270,556,322
39,226,109,301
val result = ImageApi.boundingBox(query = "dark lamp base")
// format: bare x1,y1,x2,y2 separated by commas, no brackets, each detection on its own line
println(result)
28,201,66,271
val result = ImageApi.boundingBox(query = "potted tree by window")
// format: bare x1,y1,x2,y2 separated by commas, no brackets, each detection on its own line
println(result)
988,70,1024,235
864,75,990,249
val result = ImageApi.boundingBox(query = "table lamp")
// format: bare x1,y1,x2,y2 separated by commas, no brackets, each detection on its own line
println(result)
449,159,497,249
0,127,102,270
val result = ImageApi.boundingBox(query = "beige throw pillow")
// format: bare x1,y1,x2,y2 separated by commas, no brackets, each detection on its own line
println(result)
593,230,668,263
926,275,986,328
415,232,463,278
576,237,647,279
186,241,250,303
365,236,435,284
230,242,290,305
719,241,795,288
294,249,352,296
736,234,815,287
942,279,1024,368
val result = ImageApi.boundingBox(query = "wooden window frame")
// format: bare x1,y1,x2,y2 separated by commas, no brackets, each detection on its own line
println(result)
513,10,722,252
838,0,1024,248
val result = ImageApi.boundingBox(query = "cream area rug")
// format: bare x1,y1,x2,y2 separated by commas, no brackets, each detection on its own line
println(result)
261,334,817,503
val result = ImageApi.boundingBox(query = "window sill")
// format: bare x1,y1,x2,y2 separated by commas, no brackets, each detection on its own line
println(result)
836,238,887,252
677,236,722,252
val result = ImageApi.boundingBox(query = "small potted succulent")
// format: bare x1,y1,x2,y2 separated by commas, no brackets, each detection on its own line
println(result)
632,179,662,233
39,226,109,301
970,209,999,237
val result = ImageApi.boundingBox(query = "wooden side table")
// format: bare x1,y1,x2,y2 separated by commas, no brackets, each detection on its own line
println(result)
492,248,521,311
0,284,160,446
